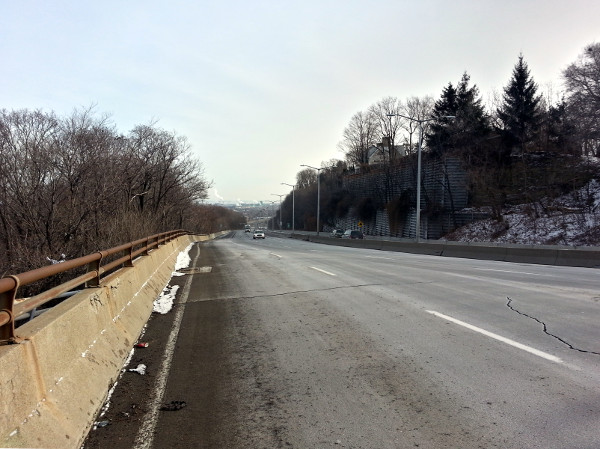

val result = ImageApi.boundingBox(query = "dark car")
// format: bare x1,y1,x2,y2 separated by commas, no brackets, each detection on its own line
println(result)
342,230,364,239
330,229,344,238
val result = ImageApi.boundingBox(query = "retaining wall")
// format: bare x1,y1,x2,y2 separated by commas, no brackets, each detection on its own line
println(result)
0,233,219,449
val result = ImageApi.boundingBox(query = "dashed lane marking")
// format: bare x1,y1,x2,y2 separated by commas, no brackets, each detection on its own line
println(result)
310,267,337,276
426,310,563,364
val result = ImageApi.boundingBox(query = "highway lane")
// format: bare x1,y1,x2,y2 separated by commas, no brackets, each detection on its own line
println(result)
84,231,600,449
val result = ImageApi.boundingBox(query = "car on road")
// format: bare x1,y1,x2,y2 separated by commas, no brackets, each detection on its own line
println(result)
253,229,265,239
244,225,251,232
330,229,344,238
342,229,364,239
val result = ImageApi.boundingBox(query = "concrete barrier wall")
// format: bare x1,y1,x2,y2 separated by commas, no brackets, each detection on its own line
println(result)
294,234,599,268
0,233,218,449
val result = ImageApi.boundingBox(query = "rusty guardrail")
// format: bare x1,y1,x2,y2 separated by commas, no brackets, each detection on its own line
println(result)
0,230,188,344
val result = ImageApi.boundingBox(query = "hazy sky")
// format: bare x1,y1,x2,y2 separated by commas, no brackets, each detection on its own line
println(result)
2,1,599,203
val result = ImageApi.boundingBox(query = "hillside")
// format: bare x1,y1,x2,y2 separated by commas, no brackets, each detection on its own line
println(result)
444,179,600,247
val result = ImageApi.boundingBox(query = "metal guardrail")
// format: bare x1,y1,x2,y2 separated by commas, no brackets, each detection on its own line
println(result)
0,230,188,344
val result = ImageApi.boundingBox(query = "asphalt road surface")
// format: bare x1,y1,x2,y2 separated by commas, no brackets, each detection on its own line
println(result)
84,231,600,449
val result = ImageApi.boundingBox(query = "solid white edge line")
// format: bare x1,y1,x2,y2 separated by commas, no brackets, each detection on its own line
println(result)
133,244,200,449
426,310,563,364
310,266,337,276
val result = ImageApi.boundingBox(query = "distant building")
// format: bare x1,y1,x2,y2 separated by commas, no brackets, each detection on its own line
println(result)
367,144,408,165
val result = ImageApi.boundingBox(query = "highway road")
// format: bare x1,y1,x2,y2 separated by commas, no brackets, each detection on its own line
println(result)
84,231,600,449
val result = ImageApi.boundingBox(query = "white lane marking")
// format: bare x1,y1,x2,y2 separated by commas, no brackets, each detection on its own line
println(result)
426,310,563,364
365,255,393,260
133,245,200,449
310,266,337,276
270,252,283,259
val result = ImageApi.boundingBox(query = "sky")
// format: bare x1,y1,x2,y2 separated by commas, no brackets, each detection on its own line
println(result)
2,1,599,204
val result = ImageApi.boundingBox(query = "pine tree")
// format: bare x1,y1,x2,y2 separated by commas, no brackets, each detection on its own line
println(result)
427,73,490,161
545,99,579,156
427,82,457,157
497,55,542,157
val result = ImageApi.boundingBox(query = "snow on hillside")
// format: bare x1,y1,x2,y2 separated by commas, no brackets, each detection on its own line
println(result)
444,179,600,247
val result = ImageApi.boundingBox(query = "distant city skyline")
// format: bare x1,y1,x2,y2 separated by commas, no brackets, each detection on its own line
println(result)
2,1,599,202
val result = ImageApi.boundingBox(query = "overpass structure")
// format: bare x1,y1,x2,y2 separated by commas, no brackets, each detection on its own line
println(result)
1,231,598,448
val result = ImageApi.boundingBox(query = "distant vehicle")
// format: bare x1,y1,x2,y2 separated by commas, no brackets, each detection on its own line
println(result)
253,229,265,239
244,225,251,232
342,230,364,239
330,229,344,238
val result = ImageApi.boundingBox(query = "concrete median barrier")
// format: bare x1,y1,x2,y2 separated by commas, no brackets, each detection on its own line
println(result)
441,241,509,261
300,232,598,268
0,233,215,449
554,246,600,268
504,244,559,265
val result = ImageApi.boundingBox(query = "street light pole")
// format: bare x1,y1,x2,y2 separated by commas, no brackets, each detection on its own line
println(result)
416,120,424,243
271,193,284,230
268,200,277,230
300,164,323,235
281,182,295,232
387,113,454,243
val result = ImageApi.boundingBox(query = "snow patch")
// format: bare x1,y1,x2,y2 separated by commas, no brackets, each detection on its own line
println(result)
171,243,194,276
153,284,180,314
152,243,194,313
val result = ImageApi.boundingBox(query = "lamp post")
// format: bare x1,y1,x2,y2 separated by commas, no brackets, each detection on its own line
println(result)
387,113,454,242
300,164,323,235
268,200,277,230
271,193,284,230
281,182,295,232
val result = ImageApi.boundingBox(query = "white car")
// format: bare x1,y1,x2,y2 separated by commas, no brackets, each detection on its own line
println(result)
253,229,265,239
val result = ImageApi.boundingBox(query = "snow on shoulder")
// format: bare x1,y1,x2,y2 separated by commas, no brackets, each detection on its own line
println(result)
172,243,194,276
152,243,194,314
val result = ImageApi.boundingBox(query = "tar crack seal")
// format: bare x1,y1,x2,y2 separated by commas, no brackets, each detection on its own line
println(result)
506,296,600,356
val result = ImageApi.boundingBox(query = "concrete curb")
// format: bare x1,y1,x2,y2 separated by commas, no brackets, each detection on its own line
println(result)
0,233,219,449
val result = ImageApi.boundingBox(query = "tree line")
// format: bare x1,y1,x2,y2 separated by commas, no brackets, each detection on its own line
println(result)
277,43,600,231
0,107,245,277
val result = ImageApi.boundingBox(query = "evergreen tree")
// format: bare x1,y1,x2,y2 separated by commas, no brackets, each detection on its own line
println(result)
427,73,490,161
544,99,579,156
496,55,542,157
427,82,457,157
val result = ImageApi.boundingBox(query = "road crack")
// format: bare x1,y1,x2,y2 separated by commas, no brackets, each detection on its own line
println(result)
506,297,600,356
187,281,435,303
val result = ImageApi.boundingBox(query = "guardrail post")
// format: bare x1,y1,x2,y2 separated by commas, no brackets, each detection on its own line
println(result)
0,276,19,344
86,253,103,287
124,246,134,267
142,237,150,256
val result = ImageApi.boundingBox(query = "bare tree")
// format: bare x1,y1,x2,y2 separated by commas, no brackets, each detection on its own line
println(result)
296,168,316,189
368,97,402,162
563,42,600,156
400,96,434,153
338,110,379,167
0,108,210,277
